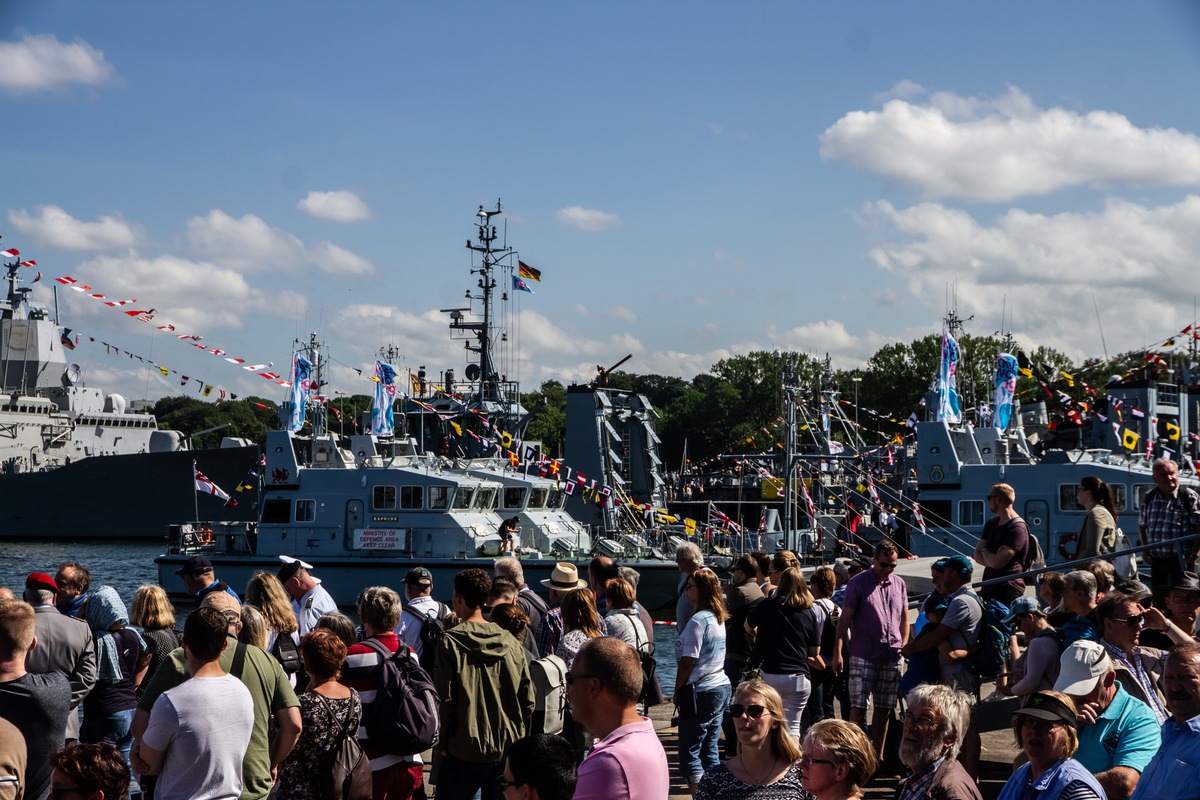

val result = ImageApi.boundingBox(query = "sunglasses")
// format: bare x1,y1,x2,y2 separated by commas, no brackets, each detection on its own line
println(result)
1113,614,1145,627
730,703,768,719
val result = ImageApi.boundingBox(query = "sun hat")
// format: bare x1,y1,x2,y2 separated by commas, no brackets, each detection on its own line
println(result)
540,562,588,591
1014,691,1078,728
1053,640,1112,696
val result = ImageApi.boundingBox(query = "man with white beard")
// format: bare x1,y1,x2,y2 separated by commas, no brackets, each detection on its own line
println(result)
895,684,982,800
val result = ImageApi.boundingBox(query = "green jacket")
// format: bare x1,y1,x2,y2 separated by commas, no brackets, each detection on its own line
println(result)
434,620,534,763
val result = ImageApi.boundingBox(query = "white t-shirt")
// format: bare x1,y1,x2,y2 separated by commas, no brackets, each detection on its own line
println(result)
143,673,254,800
395,594,444,656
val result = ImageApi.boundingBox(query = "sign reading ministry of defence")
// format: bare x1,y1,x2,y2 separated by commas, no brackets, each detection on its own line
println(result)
353,528,406,549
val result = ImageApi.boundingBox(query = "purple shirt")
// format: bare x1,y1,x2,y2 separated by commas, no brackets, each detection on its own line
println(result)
842,568,907,662
573,718,669,800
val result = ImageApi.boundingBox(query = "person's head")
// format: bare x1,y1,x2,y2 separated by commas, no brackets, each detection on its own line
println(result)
846,560,865,579
490,602,530,641
541,562,587,603
175,555,216,594
1038,571,1066,610
1011,691,1079,770
1095,592,1144,651
900,684,972,769
301,628,348,685
872,541,900,582
1003,596,1047,636
1152,457,1180,495
1162,641,1200,722
1083,559,1115,596
617,566,641,593
453,568,491,615
405,566,434,599
503,734,577,800
988,483,1016,510
277,559,316,600
931,554,972,593
22,572,59,606
809,566,836,599
489,577,519,607
82,585,129,636
800,719,877,798
675,542,703,574
50,742,130,800
686,568,728,622
588,556,619,595
356,585,403,634
775,567,814,610
605,578,635,611
314,611,358,648
244,571,299,634
559,587,602,638
730,679,801,763
1077,476,1118,521
1063,570,1098,614
1164,572,1200,624
0,599,35,662
182,606,231,664
130,584,176,631
733,554,759,585
568,637,642,728
55,561,91,600
494,556,525,587
1054,639,1116,708
751,552,771,584
238,605,269,649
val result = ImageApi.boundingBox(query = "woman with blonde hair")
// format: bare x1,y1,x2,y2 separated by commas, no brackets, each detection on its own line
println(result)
555,586,604,669
695,679,807,800
676,568,732,794
129,584,178,689
764,551,800,598
747,566,821,739
799,719,876,800
245,570,301,676
998,691,1103,800
238,605,270,649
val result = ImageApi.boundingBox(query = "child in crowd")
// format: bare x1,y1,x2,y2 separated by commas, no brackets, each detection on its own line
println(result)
898,594,968,695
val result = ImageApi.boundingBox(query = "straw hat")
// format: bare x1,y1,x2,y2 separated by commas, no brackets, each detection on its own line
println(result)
540,562,588,591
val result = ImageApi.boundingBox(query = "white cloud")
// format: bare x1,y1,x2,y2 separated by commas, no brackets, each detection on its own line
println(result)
8,205,138,251
297,190,372,222
185,210,373,275
0,33,118,93
767,320,887,367
555,205,621,232
709,122,724,136
611,306,637,322
821,86,1200,202
861,195,1200,360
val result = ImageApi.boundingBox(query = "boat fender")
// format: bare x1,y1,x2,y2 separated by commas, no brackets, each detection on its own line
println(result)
1058,533,1078,560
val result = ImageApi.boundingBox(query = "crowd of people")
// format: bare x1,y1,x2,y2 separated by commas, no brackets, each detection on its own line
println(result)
1,467,1199,800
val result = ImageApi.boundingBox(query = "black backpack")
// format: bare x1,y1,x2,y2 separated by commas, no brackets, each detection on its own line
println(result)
359,638,441,756
314,693,372,800
271,633,302,675
629,618,663,708
403,601,451,671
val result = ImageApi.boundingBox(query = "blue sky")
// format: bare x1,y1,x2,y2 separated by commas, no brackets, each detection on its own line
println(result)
4,2,1200,403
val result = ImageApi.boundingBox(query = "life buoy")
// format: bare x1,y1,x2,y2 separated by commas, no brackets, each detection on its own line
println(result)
1059,533,1078,560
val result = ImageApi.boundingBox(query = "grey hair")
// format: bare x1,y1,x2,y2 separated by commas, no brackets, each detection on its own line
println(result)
1152,457,1176,474
905,684,972,761
618,565,641,591
675,542,703,569
494,556,525,585
1065,570,1097,601
23,588,55,606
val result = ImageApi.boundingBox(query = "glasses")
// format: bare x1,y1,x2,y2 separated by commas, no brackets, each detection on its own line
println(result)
898,711,937,728
799,754,836,767
876,561,898,571
565,673,599,686
1113,614,1146,627
729,703,768,719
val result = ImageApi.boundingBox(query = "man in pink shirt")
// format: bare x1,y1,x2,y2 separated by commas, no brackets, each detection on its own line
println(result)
568,637,669,800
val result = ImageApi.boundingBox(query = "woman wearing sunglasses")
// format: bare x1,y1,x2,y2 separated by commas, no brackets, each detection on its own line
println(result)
695,679,811,800
798,719,876,800
997,691,1104,800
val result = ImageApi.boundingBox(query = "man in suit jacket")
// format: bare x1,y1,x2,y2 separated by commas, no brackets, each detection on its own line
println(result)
22,572,97,743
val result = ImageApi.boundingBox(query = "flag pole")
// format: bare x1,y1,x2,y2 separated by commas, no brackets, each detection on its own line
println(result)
192,458,199,522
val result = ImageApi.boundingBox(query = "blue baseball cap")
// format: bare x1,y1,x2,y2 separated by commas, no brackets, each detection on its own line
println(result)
923,593,948,615
933,554,973,576
1002,595,1042,624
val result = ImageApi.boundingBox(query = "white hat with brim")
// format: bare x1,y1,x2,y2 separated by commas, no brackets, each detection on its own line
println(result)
1053,640,1112,696
540,562,588,591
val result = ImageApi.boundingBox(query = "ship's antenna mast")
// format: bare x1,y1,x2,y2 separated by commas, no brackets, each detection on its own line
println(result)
463,200,512,416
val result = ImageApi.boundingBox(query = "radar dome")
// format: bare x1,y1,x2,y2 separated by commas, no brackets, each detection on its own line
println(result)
107,394,127,414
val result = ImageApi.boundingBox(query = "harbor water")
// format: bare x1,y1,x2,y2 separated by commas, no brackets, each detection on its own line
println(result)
0,541,681,687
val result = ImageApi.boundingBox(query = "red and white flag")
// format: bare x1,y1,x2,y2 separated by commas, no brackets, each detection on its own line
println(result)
707,502,741,534
195,470,237,507
912,502,927,533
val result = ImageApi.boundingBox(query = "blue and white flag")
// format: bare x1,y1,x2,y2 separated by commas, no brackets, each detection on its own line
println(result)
288,353,312,432
994,353,1018,430
371,360,397,436
512,274,534,294
937,329,962,423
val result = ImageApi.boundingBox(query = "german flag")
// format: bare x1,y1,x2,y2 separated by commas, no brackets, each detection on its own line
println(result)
517,260,541,281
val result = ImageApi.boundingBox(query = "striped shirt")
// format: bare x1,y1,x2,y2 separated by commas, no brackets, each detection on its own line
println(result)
341,632,421,770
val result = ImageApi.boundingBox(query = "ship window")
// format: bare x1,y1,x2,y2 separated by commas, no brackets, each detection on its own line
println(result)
262,498,291,523
959,500,985,527
1059,484,1083,511
503,487,527,510
1111,484,1127,511
429,486,450,510
373,486,397,510
477,488,497,511
1132,484,1155,510
548,488,567,509
918,500,952,529
296,499,316,522
452,488,473,510
401,486,423,509
528,487,548,509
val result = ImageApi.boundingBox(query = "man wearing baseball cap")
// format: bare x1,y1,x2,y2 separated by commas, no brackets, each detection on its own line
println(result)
175,555,239,606
1055,640,1161,800
1140,571,1200,650
22,572,96,743
396,566,451,660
